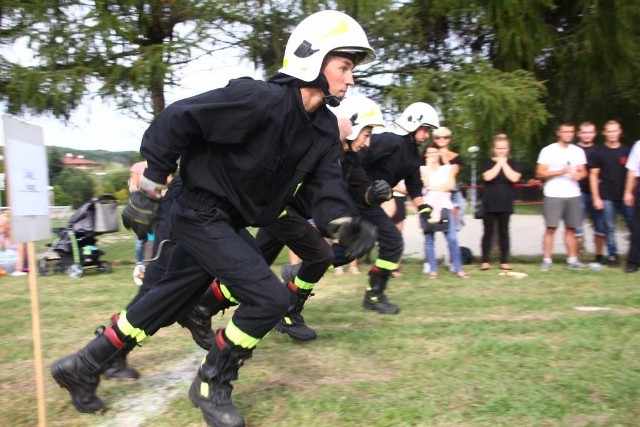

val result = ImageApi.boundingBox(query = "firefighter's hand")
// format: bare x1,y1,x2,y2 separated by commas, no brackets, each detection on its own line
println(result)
365,180,392,205
418,203,433,222
422,208,450,234
122,191,160,239
331,217,377,259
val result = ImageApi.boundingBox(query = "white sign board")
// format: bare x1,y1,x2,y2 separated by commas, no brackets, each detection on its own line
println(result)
1,116,51,242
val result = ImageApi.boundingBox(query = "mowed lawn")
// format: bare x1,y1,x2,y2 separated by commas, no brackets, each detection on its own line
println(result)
1,225,639,427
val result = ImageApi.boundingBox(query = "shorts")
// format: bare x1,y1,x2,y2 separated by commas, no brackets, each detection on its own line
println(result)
543,196,582,229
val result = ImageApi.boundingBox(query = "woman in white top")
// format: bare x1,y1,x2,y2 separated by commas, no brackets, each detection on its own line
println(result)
421,143,470,279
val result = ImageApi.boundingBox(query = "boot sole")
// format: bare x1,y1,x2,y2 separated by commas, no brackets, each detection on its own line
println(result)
274,323,317,341
362,302,400,315
51,362,106,414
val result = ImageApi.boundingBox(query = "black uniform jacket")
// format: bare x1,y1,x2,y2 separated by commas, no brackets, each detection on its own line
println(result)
140,77,353,231
290,149,371,222
359,132,423,200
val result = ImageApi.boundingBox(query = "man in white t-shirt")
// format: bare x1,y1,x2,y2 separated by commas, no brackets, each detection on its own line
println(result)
623,140,640,273
535,122,587,270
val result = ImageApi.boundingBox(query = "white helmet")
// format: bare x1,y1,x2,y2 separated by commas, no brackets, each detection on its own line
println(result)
330,95,384,140
279,10,376,82
392,102,440,135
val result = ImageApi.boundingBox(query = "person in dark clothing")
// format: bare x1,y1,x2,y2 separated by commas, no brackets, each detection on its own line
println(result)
479,134,522,271
254,95,389,341
357,102,440,313
589,120,632,267
50,11,378,427
575,122,604,263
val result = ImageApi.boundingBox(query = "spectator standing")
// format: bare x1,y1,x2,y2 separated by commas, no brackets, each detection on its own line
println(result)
432,127,465,227
623,140,640,273
421,143,469,279
536,122,587,270
479,134,522,271
589,120,632,267
575,121,605,263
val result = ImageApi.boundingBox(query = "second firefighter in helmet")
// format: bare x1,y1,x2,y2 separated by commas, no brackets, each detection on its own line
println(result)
357,101,440,314
272,94,390,342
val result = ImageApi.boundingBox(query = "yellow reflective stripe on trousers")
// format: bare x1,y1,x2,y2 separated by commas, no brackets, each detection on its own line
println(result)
116,310,149,343
224,319,260,349
375,259,398,271
293,276,315,291
218,283,239,304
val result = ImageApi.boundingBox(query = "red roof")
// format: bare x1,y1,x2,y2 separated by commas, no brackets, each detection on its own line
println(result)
62,157,101,166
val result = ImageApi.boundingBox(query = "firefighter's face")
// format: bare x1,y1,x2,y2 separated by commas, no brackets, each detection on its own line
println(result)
323,56,356,99
350,126,373,152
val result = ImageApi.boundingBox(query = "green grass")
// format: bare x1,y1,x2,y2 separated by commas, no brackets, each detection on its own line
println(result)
1,225,639,427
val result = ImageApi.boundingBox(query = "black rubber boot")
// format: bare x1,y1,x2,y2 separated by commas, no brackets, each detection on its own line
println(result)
363,267,400,314
51,332,120,413
99,316,140,380
189,329,253,427
178,280,235,350
274,264,317,341
102,351,140,380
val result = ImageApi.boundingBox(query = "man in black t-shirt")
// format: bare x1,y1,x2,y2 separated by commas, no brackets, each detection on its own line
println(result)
589,120,633,267
575,121,604,263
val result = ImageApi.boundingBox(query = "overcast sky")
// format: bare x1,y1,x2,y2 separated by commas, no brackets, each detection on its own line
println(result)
6,53,263,153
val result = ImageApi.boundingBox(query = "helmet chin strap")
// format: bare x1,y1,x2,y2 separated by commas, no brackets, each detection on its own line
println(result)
324,94,341,107
317,74,342,107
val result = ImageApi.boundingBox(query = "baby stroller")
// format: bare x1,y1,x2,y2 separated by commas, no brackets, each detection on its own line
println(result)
39,194,120,278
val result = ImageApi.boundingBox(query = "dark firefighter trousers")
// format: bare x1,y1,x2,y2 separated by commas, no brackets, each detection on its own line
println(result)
122,198,289,341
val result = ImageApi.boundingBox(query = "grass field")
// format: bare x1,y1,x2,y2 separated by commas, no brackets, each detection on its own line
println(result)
1,224,639,427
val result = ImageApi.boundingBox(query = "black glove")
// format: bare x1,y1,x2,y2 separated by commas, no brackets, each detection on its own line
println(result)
332,217,377,259
122,191,160,239
418,203,433,223
365,180,392,205
422,208,450,234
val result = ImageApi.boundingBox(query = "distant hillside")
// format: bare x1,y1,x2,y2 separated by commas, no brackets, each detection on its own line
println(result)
47,146,140,168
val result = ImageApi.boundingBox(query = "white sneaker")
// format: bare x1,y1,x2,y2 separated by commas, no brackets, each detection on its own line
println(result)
334,266,344,275
567,260,586,269
422,263,431,274
540,261,552,272
11,271,27,276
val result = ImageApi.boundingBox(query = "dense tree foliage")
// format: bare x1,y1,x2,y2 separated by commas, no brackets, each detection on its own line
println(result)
1,0,243,118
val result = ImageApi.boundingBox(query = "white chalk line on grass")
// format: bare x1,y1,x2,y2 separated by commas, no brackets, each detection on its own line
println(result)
96,350,202,427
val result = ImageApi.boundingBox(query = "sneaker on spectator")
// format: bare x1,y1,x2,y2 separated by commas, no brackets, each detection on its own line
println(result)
334,266,344,275
540,261,552,272
607,255,619,267
566,260,586,269
422,263,430,274
349,266,361,275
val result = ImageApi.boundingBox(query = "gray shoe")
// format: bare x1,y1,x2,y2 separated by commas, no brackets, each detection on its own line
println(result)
566,260,586,269
540,261,552,272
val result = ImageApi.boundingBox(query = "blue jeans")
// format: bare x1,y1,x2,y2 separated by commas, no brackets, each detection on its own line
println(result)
424,209,462,273
599,199,633,256
577,193,604,237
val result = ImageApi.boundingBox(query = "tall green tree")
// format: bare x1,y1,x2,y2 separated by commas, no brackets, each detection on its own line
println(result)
1,0,246,119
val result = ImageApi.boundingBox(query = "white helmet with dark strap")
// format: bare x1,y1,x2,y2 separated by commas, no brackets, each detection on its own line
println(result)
279,10,375,82
392,102,440,135
330,95,384,140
